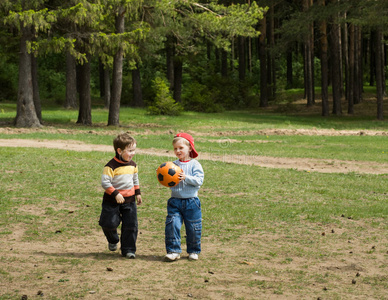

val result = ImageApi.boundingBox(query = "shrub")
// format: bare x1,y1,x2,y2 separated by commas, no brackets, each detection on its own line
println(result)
147,76,182,116
182,82,224,113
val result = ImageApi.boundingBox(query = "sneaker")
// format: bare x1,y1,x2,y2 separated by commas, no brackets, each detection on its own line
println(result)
188,253,198,261
165,253,181,261
108,243,117,251
125,252,136,259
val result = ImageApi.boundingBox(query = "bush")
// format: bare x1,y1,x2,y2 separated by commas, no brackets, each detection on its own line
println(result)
182,82,224,113
147,76,182,116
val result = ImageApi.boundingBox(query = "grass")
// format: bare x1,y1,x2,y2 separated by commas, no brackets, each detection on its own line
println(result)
0,100,387,299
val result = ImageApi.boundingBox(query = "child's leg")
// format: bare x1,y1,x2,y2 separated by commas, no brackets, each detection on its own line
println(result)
120,202,138,255
183,197,202,254
99,203,121,245
165,198,183,253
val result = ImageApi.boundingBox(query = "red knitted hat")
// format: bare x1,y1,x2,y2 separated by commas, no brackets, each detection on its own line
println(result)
175,133,198,158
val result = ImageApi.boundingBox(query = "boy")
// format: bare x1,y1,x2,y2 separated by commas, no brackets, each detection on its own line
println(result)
99,133,142,259
165,133,204,261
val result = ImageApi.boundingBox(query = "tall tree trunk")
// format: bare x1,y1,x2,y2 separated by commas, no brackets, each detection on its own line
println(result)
76,59,92,125
99,59,105,98
221,49,228,77
267,4,276,98
103,66,111,109
14,24,40,128
348,23,355,114
353,25,361,104
259,16,268,107
342,14,349,103
369,31,375,86
132,63,143,107
238,36,246,81
375,29,384,120
173,56,182,102
166,35,175,89
330,9,342,115
303,0,314,106
65,51,77,109
286,48,293,89
318,0,329,116
108,6,125,126
31,53,42,123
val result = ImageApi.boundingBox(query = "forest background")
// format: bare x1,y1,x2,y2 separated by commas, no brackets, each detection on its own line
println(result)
0,0,387,127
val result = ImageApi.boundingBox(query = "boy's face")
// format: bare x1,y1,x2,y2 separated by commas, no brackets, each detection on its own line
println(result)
173,140,191,161
118,143,136,162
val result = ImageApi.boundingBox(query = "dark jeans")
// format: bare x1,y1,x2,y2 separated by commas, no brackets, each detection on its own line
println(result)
99,201,138,255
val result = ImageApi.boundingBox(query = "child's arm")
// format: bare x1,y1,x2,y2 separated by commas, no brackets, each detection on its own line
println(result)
102,166,124,204
180,161,204,187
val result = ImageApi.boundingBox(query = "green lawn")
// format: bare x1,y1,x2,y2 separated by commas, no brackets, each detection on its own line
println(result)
0,103,387,299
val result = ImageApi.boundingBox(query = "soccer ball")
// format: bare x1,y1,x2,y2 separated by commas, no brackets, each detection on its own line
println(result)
156,161,182,187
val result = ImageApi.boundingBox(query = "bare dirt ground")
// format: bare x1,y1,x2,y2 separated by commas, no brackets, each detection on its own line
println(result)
1,127,387,299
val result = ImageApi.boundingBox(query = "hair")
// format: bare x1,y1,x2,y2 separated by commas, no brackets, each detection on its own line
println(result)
113,133,136,151
172,136,190,147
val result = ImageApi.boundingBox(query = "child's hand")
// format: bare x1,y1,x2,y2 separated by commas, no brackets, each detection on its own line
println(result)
136,195,142,205
115,193,125,204
179,170,186,181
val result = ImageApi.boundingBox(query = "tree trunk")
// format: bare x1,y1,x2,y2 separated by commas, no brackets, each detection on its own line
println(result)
103,66,111,109
268,4,276,99
132,63,144,107
318,0,329,116
31,53,42,123
221,49,228,77
65,51,77,109
99,59,105,98
342,15,349,103
369,31,375,86
14,24,41,128
286,48,293,89
108,6,125,126
173,56,182,102
76,59,92,125
259,16,268,107
303,0,314,106
238,36,246,81
375,29,384,120
166,35,175,89
348,23,355,115
330,14,342,115
353,25,361,104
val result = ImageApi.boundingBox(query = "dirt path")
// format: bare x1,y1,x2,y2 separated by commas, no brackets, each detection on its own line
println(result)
1,138,387,174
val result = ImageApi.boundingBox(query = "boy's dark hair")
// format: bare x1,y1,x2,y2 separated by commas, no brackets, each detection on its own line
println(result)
113,133,136,151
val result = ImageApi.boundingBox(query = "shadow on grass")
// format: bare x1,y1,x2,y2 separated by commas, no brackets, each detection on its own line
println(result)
34,251,163,262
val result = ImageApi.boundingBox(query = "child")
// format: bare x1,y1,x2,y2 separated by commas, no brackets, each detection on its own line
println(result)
99,133,142,259
165,133,204,261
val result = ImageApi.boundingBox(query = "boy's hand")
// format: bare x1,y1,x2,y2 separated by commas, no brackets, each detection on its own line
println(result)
136,195,142,205
115,193,125,204
179,170,186,181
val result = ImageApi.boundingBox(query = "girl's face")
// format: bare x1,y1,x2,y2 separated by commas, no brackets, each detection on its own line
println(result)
173,140,191,161
118,144,136,162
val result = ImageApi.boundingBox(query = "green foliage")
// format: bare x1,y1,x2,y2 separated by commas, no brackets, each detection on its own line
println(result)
147,76,183,115
182,81,224,113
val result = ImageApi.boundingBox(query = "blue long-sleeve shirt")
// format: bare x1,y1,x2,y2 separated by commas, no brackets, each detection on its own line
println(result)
170,159,204,199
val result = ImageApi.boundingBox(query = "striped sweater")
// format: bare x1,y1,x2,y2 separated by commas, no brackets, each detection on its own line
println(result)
101,155,141,204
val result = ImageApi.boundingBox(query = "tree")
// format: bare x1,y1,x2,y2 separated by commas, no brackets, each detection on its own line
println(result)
318,0,329,116
2,0,54,127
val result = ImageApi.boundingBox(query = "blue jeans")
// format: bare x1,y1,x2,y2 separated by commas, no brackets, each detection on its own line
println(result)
165,197,202,254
